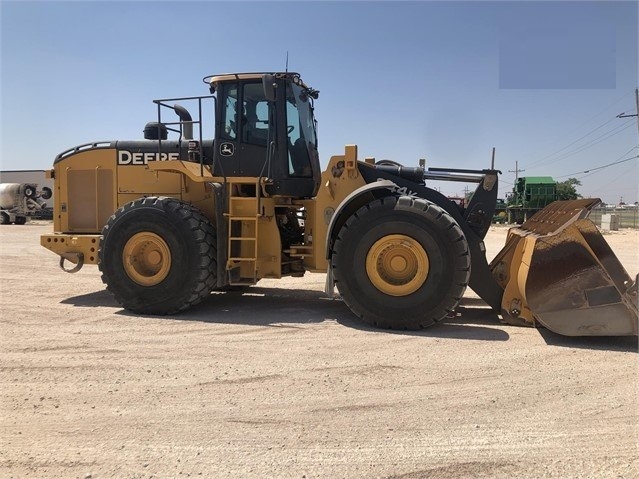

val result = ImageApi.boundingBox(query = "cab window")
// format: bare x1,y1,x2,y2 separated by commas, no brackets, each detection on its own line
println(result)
241,83,269,146
220,84,238,140
286,84,312,177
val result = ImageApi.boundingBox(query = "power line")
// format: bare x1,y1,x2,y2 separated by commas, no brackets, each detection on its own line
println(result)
524,89,636,169
558,154,638,180
528,119,636,169
616,87,639,137
525,116,617,168
587,163,638,195
554,120,636,160
555,146,638,179
566,89,634,133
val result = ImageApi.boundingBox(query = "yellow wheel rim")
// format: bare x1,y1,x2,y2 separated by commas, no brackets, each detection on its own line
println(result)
122,232,171,286
366,234,429,296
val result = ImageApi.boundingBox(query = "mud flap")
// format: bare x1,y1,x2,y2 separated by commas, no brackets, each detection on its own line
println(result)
490,199,638,336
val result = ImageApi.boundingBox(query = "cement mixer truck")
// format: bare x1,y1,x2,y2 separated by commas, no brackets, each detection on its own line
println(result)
0,183,52,225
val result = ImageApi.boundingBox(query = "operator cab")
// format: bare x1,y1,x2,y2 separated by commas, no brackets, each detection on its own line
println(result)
206,72,321,198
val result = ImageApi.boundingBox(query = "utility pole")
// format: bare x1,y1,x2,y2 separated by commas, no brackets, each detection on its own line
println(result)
616,87,639,138
509,161,525,184
508,161,525,206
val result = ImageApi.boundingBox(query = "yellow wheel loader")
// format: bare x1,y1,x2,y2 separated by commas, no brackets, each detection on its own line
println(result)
41,72,638,336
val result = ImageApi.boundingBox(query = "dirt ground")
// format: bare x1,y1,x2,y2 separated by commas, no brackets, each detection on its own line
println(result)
1,222,637,479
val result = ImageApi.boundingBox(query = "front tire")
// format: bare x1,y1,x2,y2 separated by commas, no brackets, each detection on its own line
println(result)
99,197,217,314
332,196,470,330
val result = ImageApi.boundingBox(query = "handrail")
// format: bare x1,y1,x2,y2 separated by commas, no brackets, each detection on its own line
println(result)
153,94,216,172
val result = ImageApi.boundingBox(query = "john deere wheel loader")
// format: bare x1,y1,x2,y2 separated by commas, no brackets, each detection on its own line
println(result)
41,72,638,336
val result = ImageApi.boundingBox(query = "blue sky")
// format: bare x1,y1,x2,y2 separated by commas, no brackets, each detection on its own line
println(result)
1,1,637,203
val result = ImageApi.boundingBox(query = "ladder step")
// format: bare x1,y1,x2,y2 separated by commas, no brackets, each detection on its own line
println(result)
285,246,313,255
225,215,259,221
227,182,259,284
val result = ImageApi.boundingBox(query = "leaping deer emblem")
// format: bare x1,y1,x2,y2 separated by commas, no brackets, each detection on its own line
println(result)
221,143,234,156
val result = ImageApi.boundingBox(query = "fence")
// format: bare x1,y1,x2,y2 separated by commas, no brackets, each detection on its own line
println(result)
588,207,639,229
498,206,639,228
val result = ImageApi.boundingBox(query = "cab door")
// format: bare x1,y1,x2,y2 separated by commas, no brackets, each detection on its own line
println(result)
237,82,271,177
213,82,240,176
213,81,271,178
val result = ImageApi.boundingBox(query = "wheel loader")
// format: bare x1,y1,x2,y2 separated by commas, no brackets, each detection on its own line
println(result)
41,72,638,336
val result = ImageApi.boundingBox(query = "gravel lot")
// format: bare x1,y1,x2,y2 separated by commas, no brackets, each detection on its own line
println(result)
1,222,637,479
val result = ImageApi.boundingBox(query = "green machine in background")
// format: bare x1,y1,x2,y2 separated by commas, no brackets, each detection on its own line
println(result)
508,176,557,223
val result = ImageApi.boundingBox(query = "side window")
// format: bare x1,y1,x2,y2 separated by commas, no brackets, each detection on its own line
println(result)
286,99,302,175
286,100,301,148
286,85,312,177
242,83,269,146
221,85,238,140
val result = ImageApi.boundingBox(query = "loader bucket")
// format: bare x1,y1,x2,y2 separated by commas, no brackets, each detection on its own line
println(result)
490,199,638,336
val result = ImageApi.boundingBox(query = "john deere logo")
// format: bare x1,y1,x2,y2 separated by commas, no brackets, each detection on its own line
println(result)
220,143,234,156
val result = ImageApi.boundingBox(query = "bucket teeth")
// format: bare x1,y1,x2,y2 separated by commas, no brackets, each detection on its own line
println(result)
517,198,600,234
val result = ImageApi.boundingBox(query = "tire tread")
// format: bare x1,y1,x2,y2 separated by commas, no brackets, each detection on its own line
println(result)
332,195,470,330
99,197,217,315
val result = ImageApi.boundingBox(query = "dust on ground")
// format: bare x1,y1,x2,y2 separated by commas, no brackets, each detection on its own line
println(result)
1,223,637,479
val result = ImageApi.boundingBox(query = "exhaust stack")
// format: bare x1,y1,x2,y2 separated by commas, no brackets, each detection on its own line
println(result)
173,104,193,140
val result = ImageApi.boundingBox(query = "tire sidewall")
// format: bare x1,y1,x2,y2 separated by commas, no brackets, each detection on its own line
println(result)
333,196,468,327
100,199,208,313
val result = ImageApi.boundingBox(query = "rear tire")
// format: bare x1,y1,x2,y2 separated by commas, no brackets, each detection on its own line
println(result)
0,212,9,225
99,197,217,314
14,216,27,225
332,196,470,329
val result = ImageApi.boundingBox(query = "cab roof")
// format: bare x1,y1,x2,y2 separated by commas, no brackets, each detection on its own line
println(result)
203,72,315,95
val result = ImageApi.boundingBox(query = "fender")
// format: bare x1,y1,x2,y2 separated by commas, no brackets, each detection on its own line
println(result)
323,175,504,311
325,179,401,260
